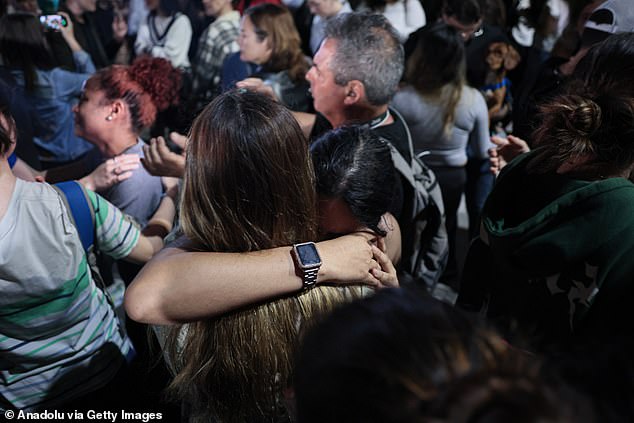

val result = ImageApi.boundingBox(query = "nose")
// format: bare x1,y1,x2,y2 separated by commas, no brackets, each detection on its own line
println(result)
306,66,315,82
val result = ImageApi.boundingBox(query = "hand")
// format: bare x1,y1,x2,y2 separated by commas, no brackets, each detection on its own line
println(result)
370,239,399,288
141,134,187,178
317,232,386,288
489,134,530,175
58,12,80,51
236,78,279,102
80,153,140,191
112,13,128,43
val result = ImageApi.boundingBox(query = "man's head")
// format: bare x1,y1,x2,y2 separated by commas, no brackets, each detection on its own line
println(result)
305,12,403,124
201,0,233,18
441,0,482,41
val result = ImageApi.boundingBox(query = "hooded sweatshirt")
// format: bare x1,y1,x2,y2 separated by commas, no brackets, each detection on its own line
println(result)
459,150,634,348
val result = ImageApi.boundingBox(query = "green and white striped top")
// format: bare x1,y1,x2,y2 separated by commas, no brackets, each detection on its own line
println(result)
0,180,139,410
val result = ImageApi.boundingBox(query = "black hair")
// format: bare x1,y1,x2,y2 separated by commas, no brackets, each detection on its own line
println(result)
294,287,508,423
529,33,634,177
0,13,55,92
443,0,482,25
574,33,634,96
0,95,16,156
310,126,396,236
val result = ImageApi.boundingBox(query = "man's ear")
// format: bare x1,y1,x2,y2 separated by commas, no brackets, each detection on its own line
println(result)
343,80,365,106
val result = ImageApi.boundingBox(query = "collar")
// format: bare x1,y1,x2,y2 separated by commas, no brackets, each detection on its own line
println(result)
366,109,391,130
215,10,240,23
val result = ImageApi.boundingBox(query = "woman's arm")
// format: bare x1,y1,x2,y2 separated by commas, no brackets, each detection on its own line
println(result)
124,177,178,263
469,90,493,160
58,12,96,75
124,232,382,325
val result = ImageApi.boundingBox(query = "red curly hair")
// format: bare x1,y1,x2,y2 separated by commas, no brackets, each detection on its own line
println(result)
85,57,181,133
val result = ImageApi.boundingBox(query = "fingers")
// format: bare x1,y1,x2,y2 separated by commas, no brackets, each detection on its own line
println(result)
507,135,530,152
236,78,277,101
144,137,165,165
236,77,264,89
490,135,509,147
114,153,141,166
370,245,398,288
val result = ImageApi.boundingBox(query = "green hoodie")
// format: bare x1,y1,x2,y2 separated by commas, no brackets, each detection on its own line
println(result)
459,150,634,347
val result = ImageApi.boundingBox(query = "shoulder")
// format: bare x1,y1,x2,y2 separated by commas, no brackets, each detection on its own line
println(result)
392,87,427,114
460,87,488,111
174,12,193,28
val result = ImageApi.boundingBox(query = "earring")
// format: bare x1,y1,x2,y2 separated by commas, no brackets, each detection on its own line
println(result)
105,115,113,121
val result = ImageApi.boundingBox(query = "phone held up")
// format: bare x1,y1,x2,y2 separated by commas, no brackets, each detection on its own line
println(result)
40,14,68,31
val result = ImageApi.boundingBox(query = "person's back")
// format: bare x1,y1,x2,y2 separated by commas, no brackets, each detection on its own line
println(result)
393,84,489,166
0,13,95,166
459,33,634,349
0,180,135,410
163,90,366,422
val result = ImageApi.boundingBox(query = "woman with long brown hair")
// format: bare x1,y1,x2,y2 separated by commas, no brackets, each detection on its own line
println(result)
153,90,387,422
391,22,491,290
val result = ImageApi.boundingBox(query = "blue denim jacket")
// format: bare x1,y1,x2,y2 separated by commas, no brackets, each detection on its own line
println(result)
8,51,95,163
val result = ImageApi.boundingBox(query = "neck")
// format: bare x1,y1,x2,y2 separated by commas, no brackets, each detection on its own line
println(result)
336,104,390,128
215,5,234,17
105,133,138,157
0,159,17,222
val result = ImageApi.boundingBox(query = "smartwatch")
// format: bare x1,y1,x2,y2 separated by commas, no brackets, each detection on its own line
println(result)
292,242,322,290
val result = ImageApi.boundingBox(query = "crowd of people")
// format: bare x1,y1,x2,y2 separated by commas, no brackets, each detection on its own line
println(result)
2,0,634,420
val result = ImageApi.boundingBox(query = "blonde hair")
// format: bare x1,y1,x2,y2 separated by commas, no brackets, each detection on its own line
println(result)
167,90,364,422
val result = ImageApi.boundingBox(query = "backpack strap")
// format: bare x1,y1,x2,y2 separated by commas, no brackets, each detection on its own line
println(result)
8,152,17,169
388,106,417,167
53,181,95,252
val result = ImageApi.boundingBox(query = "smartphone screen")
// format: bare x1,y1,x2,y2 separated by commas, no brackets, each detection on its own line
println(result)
39,15,68,31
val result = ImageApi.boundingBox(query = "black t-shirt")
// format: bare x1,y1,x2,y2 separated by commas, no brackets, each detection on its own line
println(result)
309,112,411,162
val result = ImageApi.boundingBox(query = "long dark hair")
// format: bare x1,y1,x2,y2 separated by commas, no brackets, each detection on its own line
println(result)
168,90,363,422
0,13,55,91
180,89,316,251
0,97,16,156
404,23,465,133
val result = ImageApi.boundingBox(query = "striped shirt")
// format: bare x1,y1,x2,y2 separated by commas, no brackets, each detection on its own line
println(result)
0,180,138,410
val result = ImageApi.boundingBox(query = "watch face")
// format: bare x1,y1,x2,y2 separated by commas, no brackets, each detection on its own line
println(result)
296,243,321,266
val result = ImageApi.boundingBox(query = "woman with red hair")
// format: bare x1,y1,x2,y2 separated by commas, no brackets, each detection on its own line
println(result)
74,56,181,227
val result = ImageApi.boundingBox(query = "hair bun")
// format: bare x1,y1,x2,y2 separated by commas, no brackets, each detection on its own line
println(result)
565,96,602,139
129,57,181,112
